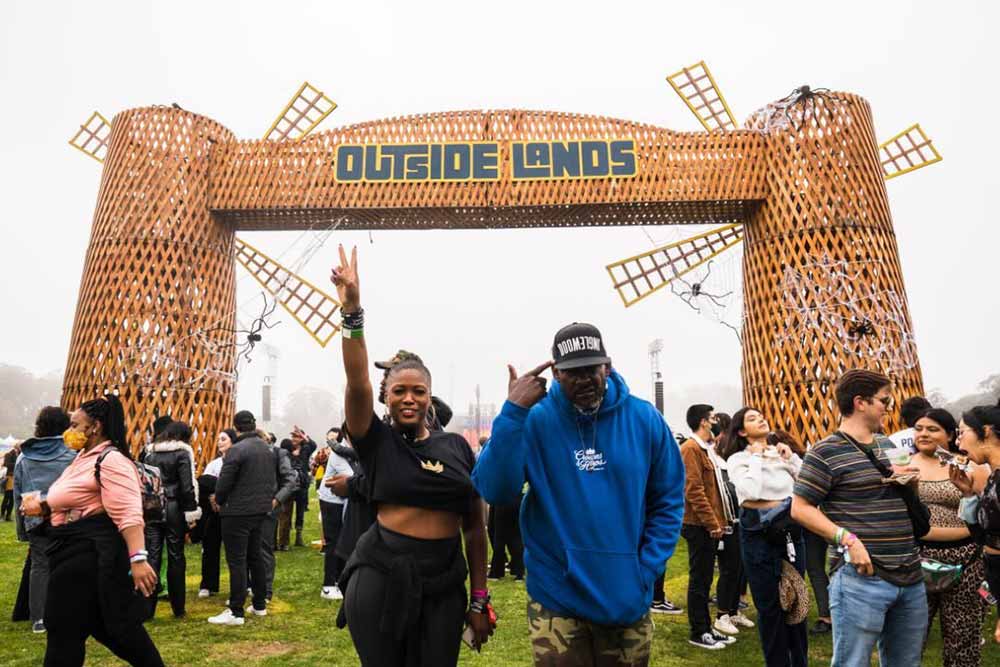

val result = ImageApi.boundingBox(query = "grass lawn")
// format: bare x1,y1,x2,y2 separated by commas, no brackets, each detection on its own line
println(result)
1,494,997,666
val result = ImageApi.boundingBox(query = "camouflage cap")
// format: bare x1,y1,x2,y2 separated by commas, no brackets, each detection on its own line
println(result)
374,349,424,370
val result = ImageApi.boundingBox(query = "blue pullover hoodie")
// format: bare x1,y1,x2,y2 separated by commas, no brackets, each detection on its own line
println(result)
473,370,685,626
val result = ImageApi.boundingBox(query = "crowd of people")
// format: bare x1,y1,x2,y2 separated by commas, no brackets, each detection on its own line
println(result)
1,244,998,667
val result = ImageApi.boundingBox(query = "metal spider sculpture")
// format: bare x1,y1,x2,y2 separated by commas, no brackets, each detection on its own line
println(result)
774,85,843,130
669,261,733,313
204,293,282,365
847,317,876,339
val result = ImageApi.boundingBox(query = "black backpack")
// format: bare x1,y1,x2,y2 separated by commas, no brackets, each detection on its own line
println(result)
95,447,167,524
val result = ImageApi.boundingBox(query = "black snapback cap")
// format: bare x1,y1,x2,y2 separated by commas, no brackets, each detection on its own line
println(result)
552,323,611,370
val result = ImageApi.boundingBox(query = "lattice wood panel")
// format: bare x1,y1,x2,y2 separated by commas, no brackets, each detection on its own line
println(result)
607,224,744,307
742,93,923,447
233,238,341,347
263,82,337,141
209,109,768,228
62,107,237,470
666,61,738,132
880,123,942,179
68,111,112,163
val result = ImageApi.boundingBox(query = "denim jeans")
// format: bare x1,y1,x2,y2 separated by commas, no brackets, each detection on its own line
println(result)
739,511,807,667
828,564,928,667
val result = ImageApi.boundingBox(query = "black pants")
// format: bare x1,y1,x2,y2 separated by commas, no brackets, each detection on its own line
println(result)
144,502,186,618
251,511,278,598
803,528,830,618
1,488,13,520
221,514,267,616
682,524,718,638
344,526,467,667
488,499,523,578
44,545,163,667
715,525,743,616
740,511,808,667
986,553,1000,598
320,500,346,586
199,511,222,592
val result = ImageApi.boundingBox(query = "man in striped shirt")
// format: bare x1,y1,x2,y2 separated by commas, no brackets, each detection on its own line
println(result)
791,369,926,667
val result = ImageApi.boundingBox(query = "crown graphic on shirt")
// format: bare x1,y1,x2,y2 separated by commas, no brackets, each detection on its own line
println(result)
420,459,444,474
585,448,596,455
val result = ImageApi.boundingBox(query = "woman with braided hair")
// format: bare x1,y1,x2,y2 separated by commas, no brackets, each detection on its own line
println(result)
330,245,492,666
20,394,163,667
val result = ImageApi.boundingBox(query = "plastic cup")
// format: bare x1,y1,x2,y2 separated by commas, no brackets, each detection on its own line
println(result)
886,448,911,466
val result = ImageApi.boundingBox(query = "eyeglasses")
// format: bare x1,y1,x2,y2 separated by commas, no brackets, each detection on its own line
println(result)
868,395,894,409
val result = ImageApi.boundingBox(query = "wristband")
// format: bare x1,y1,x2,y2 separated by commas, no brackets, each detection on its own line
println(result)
833,527,845,546
341,326,364,339
844,533,857,548
130,554,148,564
342,309,364,329
129,549,149,559
471,589,489,599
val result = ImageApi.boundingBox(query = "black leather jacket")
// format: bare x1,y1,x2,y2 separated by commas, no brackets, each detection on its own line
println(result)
142,440,198,518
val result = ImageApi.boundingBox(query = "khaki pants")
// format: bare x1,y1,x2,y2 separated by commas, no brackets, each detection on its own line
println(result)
527,596,653,667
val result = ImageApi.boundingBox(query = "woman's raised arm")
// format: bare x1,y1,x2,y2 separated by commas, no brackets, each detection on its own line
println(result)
331,245,374,440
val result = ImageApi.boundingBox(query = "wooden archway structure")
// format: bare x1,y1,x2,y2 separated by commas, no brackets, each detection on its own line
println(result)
63,92,922,466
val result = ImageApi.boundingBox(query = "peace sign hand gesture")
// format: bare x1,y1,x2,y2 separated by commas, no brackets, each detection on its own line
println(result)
507,362,553,409
330,245,361,312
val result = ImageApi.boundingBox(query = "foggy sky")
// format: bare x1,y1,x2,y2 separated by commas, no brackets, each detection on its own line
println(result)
1,0,997,433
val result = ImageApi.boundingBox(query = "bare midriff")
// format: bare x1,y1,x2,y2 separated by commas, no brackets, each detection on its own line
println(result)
378,503,462,539
742,499,783,510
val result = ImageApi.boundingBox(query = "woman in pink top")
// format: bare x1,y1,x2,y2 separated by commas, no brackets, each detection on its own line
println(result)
21,395,163,667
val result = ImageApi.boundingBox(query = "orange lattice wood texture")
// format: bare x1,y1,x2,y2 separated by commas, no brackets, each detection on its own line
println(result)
63,95,923,463
742,93,922,445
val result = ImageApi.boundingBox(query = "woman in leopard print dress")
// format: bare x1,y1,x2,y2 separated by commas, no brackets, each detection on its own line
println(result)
911,409,990,667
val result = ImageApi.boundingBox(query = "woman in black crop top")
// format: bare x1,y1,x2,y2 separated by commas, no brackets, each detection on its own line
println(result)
330,246,491,666
949,401,1000,645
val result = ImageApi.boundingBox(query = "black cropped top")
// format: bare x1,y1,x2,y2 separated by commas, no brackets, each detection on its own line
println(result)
350,414,478,515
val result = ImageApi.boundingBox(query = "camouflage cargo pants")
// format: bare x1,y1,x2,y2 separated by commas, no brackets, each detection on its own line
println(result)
527,596,654,667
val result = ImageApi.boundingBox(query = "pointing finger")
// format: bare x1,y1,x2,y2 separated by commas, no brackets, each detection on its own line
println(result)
525,361,554,377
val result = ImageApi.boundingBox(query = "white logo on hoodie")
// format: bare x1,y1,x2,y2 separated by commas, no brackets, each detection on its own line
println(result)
574,447,606,472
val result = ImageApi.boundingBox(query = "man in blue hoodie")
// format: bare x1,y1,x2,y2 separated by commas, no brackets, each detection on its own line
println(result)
473,323,685,667
13,406,76,633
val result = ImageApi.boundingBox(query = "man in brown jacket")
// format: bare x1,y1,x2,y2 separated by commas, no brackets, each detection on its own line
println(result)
679,404,734,650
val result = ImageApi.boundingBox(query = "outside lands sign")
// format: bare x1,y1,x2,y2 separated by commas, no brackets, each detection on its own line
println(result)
333,139,637,183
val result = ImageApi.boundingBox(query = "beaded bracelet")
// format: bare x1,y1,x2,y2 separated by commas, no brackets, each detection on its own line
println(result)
342,309,364,329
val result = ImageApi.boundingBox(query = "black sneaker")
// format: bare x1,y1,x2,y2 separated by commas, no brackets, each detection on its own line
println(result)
650,600,684,615
810,620,832,635
688,632,727,650
712,629,737,645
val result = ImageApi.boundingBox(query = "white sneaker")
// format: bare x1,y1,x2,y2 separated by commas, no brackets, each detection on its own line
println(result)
207,609,244,626
731,612,755,628
245,605,267,616
320,586,343,601
198,589,211,599
714,614,740,635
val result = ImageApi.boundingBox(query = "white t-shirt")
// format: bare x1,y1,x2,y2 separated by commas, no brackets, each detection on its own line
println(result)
317,449,354,504
888,428,916,454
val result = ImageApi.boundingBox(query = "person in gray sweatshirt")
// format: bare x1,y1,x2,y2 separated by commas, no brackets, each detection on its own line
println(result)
13,406,76,633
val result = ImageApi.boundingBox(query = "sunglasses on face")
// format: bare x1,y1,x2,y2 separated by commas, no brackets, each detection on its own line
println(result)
868,395,894,409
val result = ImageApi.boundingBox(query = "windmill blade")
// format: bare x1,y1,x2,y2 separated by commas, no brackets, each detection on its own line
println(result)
606,224,744,307
879,123,942,179
666,61,737,132
69,111,112,163
234,237,342,347
263,81,337,141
